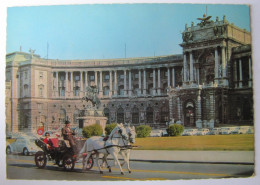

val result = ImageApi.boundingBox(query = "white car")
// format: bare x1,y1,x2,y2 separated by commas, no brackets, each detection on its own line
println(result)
182,129,198,136
209,128,221,135
6,136,40,155
150,130,163,137
197,128,210,135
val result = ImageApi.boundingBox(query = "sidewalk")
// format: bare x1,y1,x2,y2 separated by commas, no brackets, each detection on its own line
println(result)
127,150,254,164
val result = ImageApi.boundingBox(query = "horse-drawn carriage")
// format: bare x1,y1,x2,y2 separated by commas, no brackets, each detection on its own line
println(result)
34,137,94,171
34,123,136,175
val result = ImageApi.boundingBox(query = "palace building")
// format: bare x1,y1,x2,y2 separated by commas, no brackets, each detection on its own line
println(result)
5,15,253,134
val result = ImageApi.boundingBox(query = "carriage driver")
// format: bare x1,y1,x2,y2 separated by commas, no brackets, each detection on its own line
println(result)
62,120,77,155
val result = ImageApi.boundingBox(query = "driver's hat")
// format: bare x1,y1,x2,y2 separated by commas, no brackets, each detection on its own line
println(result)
64,120,70,124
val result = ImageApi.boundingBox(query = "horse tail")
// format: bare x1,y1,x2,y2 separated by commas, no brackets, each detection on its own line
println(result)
79,140,87,155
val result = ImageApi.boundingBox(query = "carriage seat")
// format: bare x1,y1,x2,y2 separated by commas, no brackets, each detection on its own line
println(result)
49,138,59,148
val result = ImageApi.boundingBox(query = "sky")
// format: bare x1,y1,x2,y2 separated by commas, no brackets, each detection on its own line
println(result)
6,4,250,60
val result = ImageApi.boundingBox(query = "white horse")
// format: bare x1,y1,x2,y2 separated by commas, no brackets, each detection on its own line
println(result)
101,125,136,173
79,123,130,175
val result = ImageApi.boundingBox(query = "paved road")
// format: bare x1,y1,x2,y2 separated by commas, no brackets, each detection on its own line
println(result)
6,154,254,181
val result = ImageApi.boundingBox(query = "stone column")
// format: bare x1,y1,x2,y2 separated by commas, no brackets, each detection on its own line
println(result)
143,69,147,95
153,68,156,95
66,71,69,98
249,57,252,87
233,60,238,88
214,48,219,84
114,70,118,95
239,59,243,88
95,71,98,87
124,70,128,96
109,71,113,97
209,92,215,128
196,89,202,128
172,67,175,88
167,68,171,87
222,46,227,78
197,68,200,85
189,52,194,82
183,53,187,83
80,71,84,96
177,97,181,122
85,71,88,89
139,69,142,95
99,71,103,96
71,72,73,97
128,70,132,96
56,72,59,97
157,68,161,95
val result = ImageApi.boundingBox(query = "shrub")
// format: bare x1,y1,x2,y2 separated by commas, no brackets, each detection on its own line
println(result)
166,124,184,136
82,124,103,138
136,125,152,138
105,123,117,136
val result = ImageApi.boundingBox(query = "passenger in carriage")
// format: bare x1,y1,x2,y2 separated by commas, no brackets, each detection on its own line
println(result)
43,132,52,149
62,120,77,155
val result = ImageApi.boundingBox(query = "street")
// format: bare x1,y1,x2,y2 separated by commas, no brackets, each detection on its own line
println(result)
6,154,254,181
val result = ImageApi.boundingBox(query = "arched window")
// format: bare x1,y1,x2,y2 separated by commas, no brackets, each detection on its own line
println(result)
24,84,29,97
148,84,153,95
118,85,124,95
104,108,110,124
161,106,169,123
73,109,79,123
59,109,66,123
146,107,154,123
117,107,124,123
132,107,139,124
103,86,110,96
38,84,44,97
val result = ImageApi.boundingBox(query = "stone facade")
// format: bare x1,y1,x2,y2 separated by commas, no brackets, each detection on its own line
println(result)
5,15,253,134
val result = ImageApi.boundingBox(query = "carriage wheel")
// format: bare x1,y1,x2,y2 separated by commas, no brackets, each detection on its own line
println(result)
35,151,47,169
63,154,75,171
83,154,94,170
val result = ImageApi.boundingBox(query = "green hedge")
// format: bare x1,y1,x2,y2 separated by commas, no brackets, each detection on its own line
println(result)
136,125,152,138
166,124,184,136
82,124,103,138
105,123,117,136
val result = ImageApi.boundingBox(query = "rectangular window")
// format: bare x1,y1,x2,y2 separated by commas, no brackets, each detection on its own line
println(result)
120,74,124,79
90,75,95,81
149,73,153,78
75,75,80,81
105,75,109,80
135,73,139,79
24,72,28,79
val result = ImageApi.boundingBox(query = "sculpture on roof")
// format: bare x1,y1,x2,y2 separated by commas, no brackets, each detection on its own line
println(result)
197,14,213,27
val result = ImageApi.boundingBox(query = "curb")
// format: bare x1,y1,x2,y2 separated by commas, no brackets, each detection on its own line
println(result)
106,157,254,165
128,159,254,165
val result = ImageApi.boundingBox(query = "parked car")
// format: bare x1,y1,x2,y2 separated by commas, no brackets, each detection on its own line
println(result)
150,129,163,137
6,136,40,155
197,128,210,135
209,128,221,135
238,126,250,134
182,129,198,136
220,127,232,135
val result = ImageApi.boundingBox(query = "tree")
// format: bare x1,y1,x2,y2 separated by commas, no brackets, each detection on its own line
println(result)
136,125,152,138
166,124,184,136
82,124,103,138
105,123,117,136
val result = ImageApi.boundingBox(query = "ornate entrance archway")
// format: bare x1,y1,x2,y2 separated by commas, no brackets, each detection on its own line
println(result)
184,100,196,127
